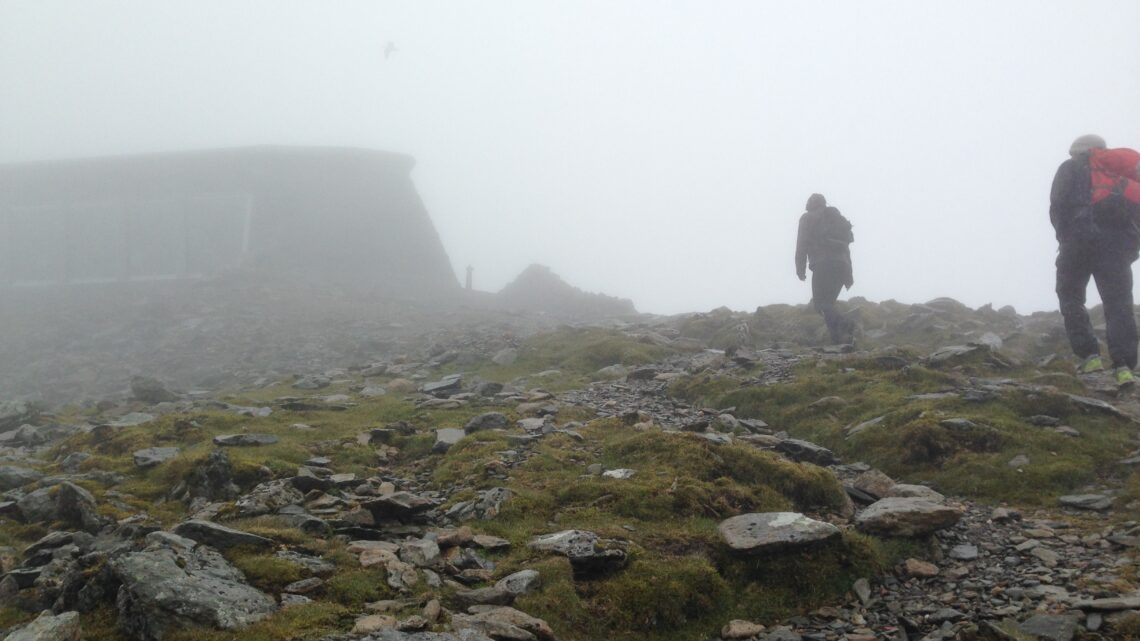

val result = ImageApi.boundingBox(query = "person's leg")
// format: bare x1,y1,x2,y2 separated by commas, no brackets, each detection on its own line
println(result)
1092,252,1138,370
812,267,846,343
1055,248,1099,363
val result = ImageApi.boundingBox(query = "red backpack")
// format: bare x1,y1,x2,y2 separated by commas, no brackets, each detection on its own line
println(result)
1090,147,1140,207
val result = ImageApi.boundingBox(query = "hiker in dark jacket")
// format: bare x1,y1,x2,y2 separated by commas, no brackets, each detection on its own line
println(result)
1050,134,1140,387
795,193,855,344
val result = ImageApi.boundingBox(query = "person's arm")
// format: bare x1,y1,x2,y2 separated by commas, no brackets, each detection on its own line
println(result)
795,215,808,280
1049,160,1076,237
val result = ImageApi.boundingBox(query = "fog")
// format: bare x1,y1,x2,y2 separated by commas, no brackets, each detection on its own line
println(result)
2,1,1138,315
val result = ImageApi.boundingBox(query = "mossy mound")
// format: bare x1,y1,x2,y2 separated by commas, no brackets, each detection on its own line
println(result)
671,356,1139,505
437,423,884,640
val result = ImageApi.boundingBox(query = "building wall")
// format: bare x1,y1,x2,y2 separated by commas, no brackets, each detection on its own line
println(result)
0,146,459,296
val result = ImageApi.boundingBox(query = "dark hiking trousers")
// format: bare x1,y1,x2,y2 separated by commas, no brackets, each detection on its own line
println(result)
1055,244,1138,369
812,263,852,344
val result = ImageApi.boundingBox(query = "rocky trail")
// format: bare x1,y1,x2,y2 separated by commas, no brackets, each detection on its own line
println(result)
557,349,1140,641
2,297,1140,641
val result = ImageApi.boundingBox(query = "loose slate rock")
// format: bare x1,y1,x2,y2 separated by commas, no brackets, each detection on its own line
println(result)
774,439,837,465
1058,494,1113,511
464,412,509,434
495,569,540,596
718,512,840,554
855,497,963,536
949,544,978,561
1075,596,1140,611
213,433,279,446
173,519,276,551
362,491,439,520
422,375,463,396
133,447,181,468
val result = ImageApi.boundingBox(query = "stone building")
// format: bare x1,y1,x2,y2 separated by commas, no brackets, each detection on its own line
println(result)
0,146,458,297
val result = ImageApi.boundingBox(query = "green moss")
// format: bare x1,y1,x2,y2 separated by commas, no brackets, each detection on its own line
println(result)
589,554,730,632
0,608,34,632
668,357,1140,506
527,328,671,370
431,431,513,487
718,532,887,620
163,602,353,641
230,553,307,593
323,569,393,607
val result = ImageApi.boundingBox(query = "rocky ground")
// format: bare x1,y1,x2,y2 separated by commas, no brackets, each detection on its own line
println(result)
0,286,1139,641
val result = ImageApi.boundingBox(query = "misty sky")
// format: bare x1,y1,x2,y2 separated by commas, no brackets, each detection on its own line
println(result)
3,1,1139,315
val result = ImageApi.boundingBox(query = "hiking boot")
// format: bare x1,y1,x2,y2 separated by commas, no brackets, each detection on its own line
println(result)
1079,355,1105,374
1116,367,1136,388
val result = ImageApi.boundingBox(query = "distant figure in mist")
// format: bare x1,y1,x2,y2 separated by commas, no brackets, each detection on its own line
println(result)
384,41,399,59
466,265,473,291
1050,134,1140,388
795,193,855,344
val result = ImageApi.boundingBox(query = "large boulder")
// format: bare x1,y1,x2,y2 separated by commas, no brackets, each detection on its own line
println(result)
55,482,107,533
0,401,36,431
17,482,107,533
130,376,179,404
0,466,44,491
718,512,841,554
179,449,239,502
110,532,276,640
855,497,963,536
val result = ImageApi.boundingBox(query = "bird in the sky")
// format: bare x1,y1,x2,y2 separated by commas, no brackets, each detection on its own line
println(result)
384,41,398,59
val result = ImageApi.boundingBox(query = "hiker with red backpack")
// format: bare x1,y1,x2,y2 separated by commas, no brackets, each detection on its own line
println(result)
1050,134,1140,388
795,193,856,344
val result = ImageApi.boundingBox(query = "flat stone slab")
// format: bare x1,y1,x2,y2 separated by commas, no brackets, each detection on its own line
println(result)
173,519,276,551
110,412,156,427
718,512,840,554
886,484,945,502
361,491,439,519
855,497,963,536
213,434,279,446
433,428,466,454
133,447,181,468
774,439,837,465
1066,394,1131,419
1058,494,1113,511
1074,596,1140,611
